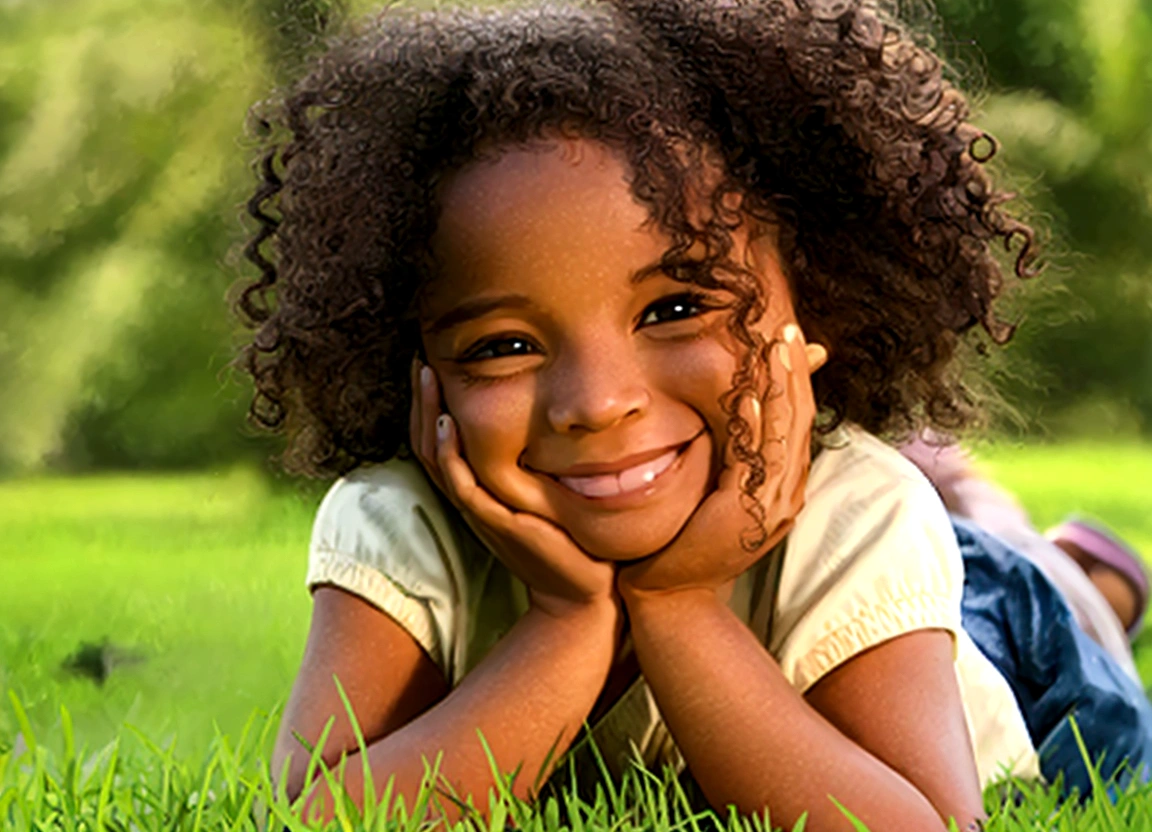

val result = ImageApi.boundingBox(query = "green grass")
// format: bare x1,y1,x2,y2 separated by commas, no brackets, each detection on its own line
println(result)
973,441,1152,557
2,442,1152,829
0,466,320,763
4,700,1152,831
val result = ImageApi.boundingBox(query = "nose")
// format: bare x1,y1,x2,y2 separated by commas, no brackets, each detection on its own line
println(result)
545,345,651,433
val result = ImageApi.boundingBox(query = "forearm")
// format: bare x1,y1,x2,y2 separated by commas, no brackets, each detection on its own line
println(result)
298,600,619,822
623,588,949,832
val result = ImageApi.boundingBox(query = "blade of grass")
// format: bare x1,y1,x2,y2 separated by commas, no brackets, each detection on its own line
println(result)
333,673,378,828
314,748,355,832
580,724,620,810
1069,716,1123,832
224,783,259,832
827,795,871,832
60,705,75,764
94,737,120,832
530,730,566,797
189,750,219,832
7,691,36,756
292,715,335,814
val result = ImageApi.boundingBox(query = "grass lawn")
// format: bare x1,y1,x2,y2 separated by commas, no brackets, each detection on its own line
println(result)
0,466,320,763
1,441,1151,829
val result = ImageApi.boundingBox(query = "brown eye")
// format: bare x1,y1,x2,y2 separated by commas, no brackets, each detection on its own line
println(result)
639,293,713,327
462,336,540,361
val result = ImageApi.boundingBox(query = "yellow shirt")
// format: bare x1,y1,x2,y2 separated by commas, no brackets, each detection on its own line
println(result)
305,424,1038,788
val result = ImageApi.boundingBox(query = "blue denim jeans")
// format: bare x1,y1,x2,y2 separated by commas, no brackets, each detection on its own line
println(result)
956,518,1152,798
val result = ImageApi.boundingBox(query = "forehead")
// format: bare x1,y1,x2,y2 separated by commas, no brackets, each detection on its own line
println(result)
427,140,669,301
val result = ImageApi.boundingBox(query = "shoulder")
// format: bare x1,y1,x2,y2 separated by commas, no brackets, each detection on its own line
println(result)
793,423,959,571
770,424,964,690
807,423,938,506
307,458,486,680
314,457,442,531
310,457,473,581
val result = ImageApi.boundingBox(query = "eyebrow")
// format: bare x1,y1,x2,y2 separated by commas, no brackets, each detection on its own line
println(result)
630,263,667,285
424,261,676,335
423,293,539,334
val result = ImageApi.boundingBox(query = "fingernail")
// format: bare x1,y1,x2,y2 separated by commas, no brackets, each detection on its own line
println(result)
421,365,433,389
778,341,792,372
436,414,450,443
783,323,801,343
750,395,762,424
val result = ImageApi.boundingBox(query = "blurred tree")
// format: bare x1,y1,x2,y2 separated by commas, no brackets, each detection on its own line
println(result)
0,0,1149,474
936,0,1152,435
0,0,383,473
0,0,273,471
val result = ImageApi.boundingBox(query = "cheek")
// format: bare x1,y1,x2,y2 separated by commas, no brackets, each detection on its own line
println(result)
441,382,534,493
656,337,739,444
668,308,796,436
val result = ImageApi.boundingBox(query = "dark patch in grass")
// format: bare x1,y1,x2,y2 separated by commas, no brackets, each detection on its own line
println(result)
60,638,144,685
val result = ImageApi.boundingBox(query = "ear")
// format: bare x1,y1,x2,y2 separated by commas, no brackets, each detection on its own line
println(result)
804,341,829,372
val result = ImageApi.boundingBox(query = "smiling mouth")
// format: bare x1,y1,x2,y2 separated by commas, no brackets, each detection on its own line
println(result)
552,440,694,499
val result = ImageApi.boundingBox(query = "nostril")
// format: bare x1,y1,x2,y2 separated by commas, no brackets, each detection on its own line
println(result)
547,390,651,434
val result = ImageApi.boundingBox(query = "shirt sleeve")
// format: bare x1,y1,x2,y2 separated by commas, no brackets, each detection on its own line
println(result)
305,461,470,681
769,431,964,692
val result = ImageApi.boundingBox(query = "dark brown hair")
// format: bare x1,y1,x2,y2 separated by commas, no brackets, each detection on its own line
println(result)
235,0,1035,490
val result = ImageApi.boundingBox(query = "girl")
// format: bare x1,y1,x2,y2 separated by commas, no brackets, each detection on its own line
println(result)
235,1,1064,828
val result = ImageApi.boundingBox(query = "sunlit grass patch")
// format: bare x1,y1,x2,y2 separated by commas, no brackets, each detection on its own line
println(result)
2,446,1152,828
974,442,1152,558
0,467,319,763
4,697,1152,831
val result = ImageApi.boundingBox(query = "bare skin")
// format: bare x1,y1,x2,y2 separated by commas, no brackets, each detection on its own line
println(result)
1054,538,1141,631
273,139,986,830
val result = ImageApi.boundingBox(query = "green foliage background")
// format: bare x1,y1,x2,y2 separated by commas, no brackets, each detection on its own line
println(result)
1,0,1150,474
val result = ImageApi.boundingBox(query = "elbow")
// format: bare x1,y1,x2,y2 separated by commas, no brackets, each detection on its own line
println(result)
269,746,307,805
273,765,343,828
270,747,337,823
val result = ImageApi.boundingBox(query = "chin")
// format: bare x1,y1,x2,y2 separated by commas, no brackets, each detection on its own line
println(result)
565,513,692,562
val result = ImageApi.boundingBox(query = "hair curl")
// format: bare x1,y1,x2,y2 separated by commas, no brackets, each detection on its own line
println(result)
235,0,1036,496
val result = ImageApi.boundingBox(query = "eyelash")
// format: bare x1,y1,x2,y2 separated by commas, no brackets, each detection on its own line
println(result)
457,292,722,365
637,291,721,326
459,335,541,362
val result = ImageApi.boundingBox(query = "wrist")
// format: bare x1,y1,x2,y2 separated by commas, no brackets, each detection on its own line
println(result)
616,576,721,613
529,587,622,626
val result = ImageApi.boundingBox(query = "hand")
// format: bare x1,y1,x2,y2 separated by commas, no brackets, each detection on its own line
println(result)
618,324,821,600
410,360,618,619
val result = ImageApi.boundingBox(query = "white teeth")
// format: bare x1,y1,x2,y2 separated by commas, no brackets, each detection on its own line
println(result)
558,448,679,499
563,474,621,498
618,449,677,492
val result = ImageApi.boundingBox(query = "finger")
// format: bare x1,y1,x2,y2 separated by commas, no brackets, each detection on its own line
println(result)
778,326,816,510
717,389,760,494
434,412,517,531
420,363,443,477
409,358,422,459
805,341,829,372
411,361,449,493
739,330,792,490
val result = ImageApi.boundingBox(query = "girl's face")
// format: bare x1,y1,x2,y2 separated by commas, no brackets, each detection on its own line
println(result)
421,139,799,561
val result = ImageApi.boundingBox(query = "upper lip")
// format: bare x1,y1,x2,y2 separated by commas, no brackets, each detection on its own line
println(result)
530,433,699,478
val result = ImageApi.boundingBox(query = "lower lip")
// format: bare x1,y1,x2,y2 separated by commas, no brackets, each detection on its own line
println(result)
547,434,704,510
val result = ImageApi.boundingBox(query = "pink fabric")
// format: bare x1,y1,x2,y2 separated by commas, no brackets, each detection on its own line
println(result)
899,434,1141,678
1048,520,1149,636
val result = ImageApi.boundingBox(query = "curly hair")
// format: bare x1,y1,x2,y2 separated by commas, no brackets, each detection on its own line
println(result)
235,0,1035,489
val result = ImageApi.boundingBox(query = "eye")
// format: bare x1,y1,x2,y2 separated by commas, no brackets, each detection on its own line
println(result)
460,335,540,361
638,293,717,327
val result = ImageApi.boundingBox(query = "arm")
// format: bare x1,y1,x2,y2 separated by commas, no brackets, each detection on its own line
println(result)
274,585,619,824
274,361,624,824
617,328,983,829
622,585,983,830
